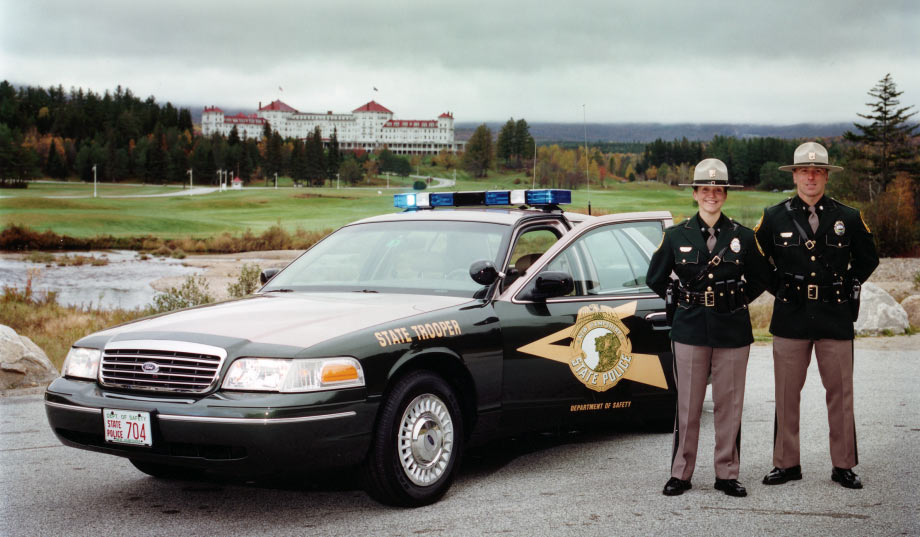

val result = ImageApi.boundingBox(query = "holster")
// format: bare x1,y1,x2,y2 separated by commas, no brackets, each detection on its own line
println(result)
850,279,862,320
665,280,677,325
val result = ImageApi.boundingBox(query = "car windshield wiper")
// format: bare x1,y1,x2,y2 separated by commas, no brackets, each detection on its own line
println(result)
354,289,378,293
264,288,294,293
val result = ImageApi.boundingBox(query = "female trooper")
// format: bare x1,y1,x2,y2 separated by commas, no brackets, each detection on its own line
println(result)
646,158,771,498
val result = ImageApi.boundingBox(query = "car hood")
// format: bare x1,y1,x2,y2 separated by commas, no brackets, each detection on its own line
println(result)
98,293,471,348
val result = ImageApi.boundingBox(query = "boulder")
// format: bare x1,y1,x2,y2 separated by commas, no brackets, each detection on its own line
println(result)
854,282,910,336
901,295,920,329
0,325,59,390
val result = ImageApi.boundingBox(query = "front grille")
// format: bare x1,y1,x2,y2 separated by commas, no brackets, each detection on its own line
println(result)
100,341,227,394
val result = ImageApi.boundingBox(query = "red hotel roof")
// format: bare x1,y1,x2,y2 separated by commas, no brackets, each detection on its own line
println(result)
259,100,299,113
438,112,453,119
203,106,224,113
353,100,393,114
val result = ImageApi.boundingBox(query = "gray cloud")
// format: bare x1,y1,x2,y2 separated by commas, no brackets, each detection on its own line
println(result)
2,0,918,122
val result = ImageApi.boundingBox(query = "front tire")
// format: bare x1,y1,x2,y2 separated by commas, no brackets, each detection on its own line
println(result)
364,371,464,507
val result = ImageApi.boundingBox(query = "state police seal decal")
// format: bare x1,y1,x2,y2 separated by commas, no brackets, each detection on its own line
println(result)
516,303,669,392
569,307,633,392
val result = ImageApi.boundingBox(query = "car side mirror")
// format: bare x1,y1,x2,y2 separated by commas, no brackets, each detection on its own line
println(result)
469,260,499,286
519,271,574,301
260,268,280,285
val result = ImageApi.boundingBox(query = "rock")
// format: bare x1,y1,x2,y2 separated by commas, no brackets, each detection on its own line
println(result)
901,295,920,329
0,325,59,390
854,282,910,336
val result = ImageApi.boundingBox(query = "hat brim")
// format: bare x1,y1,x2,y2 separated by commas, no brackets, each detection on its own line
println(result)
778,163,844,172
677,182,744,188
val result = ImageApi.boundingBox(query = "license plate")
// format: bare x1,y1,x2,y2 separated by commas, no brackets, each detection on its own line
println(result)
103,409,152,447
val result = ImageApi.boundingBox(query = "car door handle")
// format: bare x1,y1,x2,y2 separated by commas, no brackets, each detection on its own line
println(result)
644,312,671,330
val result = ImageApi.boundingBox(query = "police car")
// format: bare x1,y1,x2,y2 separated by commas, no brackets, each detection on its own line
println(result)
45,189,676,506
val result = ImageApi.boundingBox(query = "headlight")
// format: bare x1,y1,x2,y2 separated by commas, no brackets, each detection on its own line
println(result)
62,347,102,380
221,357,365,393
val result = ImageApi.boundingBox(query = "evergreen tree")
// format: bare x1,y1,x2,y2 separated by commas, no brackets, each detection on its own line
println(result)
462,124,493,178
305,126,325,185
844,73,919,200
496,119,515,161
326,128,341,180
45,139,69,178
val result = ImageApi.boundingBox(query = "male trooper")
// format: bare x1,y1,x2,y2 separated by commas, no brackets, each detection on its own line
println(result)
755,142,878,489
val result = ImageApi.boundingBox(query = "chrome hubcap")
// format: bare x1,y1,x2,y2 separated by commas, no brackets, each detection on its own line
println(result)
397,394,454,486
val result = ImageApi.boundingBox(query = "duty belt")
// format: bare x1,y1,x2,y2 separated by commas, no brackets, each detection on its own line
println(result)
677,280,747,312
780,275,848,303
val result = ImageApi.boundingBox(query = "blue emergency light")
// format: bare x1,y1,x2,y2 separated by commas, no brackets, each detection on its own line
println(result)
394,189,570,210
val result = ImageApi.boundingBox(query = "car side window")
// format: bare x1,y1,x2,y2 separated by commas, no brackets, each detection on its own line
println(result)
543,221,663,297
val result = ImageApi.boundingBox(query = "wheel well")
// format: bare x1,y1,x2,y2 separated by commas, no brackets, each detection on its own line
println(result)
383,353,478,438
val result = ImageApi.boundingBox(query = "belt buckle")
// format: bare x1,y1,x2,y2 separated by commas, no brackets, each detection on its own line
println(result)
805,240,816,250
807,284,818,300
704,291,715,307
711,256,721,266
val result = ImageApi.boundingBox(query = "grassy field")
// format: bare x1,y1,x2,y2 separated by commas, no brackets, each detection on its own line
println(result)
1,173,789,239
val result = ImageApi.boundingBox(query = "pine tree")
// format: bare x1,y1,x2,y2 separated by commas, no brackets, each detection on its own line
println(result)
45,139,68,178
844,73,919,200
496,119,515,162
326,128,341,180
462,124,493,178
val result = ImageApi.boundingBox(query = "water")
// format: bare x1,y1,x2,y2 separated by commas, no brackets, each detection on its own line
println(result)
0,250,202,311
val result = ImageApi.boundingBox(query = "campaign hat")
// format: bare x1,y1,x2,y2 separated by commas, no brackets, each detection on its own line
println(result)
778,141,844,172
678,158,742,188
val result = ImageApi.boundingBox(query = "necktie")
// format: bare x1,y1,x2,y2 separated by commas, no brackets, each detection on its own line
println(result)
706,227,717,253
808,206,819,234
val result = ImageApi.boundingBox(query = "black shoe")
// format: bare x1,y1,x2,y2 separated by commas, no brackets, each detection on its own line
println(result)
714,478,747,497
663,477,692,496
831,467,862,489
762,465,803,485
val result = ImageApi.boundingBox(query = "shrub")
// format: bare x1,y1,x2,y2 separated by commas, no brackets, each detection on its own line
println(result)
227,263,263,298
862,174,919,256
148,275,213,314
413,180,427,190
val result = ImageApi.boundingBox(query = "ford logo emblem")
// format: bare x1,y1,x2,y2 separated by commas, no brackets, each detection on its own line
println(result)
141,362,160,373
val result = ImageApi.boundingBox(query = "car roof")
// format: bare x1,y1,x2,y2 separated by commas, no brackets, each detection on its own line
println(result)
349,207,596,227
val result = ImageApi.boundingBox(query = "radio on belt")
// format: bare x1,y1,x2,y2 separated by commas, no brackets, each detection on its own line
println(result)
394,189,572,210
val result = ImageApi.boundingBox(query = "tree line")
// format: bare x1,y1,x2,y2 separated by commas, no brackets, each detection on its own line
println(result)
0,81,418,187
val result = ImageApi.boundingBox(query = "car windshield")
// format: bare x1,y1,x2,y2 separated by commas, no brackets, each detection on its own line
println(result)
262,220,508,297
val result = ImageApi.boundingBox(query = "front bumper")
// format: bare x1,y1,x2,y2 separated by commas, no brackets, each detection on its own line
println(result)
45,377,377,476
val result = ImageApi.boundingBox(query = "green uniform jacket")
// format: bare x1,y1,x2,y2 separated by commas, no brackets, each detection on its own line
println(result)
646,213,771,348
754,195,879,340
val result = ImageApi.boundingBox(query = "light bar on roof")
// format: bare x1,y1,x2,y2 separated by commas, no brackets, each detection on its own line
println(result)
394,189,571,209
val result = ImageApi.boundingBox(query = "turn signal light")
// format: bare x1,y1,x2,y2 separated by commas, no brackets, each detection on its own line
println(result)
322,363,360,383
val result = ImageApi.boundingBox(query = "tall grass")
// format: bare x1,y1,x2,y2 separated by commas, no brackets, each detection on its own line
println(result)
0,274,147,371
0,224,330,253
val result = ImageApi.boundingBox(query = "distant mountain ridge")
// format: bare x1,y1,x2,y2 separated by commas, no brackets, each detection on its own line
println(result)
455,122,852,143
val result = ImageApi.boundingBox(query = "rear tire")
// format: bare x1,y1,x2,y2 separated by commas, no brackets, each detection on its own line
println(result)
363,371,464,507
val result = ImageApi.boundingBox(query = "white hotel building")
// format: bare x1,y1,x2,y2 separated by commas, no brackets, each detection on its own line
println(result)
201,100,462,155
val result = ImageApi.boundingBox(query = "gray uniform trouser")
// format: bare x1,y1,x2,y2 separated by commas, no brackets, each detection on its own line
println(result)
771,336,857,469
671,342,750,481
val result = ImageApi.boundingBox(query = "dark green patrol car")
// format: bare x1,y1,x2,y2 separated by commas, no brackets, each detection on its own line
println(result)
45,189,677,506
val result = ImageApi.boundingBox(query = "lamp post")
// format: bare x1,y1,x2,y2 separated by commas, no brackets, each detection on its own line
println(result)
92,165,97,198
583,104,589,192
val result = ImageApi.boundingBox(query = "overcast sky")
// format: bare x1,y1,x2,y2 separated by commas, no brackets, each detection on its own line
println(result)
2,0,918,124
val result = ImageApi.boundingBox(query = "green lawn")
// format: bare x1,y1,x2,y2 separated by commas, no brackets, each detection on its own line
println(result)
1,175,790,239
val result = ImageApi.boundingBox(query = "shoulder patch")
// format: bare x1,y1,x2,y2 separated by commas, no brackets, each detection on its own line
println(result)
859,212,872,233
